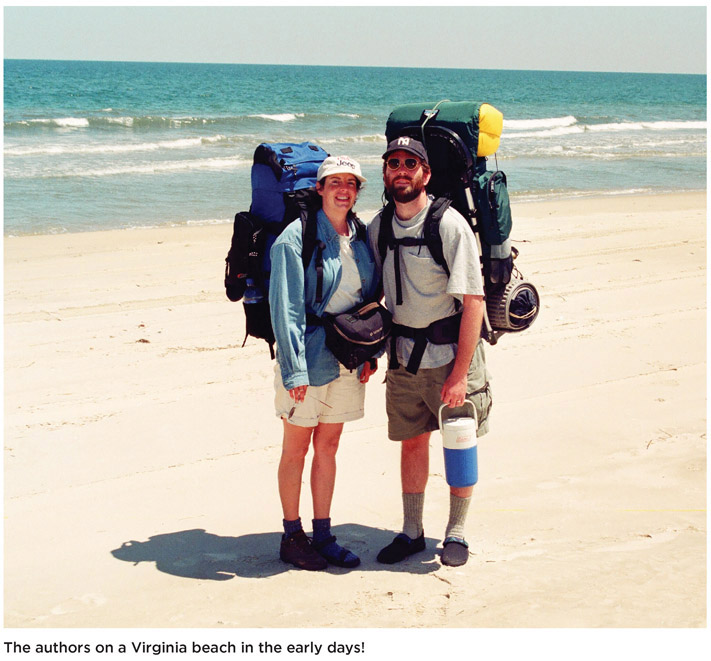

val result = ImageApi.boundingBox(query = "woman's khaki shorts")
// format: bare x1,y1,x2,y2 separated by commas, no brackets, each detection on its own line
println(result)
274,364,366,428
385,342,492,441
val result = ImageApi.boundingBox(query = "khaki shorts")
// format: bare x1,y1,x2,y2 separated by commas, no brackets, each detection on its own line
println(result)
385,341,492,441
274,364,366,428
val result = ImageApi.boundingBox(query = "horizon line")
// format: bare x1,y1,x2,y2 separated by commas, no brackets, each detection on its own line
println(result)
3,57,705,77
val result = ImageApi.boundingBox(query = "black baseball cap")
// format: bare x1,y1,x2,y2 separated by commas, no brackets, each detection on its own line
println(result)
382,136,429,164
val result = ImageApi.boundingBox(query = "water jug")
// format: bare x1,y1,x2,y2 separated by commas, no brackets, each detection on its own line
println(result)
243,278,264,304
438,401,478,488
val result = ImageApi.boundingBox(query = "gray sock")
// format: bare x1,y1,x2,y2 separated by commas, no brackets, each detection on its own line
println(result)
402,492,425,539
445,494,471,541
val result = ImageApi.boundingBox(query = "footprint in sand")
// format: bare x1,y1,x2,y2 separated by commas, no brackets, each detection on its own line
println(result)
593,530,679,553
49,593,107,615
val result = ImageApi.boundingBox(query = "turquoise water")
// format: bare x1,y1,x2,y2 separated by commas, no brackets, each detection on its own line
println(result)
4,60,706,235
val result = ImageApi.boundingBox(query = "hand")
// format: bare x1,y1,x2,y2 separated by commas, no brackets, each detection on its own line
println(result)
288,385,308,403
359,359,378,384
440,372,468,409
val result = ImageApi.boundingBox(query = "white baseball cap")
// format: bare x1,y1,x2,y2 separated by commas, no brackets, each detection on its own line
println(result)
316,155,367,184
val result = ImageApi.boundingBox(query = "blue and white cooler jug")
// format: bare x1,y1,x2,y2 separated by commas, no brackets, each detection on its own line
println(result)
438,402,478,488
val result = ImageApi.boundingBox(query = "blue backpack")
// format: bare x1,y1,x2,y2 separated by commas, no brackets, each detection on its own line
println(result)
250,142,327,223
224,142,329,357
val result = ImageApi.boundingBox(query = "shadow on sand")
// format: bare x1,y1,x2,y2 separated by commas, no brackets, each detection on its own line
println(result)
111,524,443,580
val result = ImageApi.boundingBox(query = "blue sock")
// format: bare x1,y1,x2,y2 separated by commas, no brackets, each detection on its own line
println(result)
312,518,359,567
283,518,303,537
312,517,332,543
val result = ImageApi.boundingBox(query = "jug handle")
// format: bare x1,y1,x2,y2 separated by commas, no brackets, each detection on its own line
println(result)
438,400,477,430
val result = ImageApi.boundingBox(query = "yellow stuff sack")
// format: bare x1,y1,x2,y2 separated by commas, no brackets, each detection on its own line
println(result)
477,103,504,156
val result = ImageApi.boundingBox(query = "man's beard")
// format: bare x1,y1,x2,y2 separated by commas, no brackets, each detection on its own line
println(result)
387,175,425,203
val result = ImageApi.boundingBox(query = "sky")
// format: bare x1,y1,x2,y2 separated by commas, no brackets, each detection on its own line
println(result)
2,5,708,75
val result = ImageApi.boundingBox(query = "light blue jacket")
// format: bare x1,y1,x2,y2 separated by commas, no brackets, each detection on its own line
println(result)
269,209,379,390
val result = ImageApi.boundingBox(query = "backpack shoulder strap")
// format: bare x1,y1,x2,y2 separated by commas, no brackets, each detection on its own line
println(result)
300,208,317,269
377,203,396,264
300,208,326,304
351,215,367,243
301,210,367,307
423,196,452,276
377,199,451,306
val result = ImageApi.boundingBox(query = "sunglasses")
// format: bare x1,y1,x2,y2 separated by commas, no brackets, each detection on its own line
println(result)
288,394,333,420
386,157,420,171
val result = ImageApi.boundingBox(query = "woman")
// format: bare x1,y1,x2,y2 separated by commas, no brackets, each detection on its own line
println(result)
269,155,379,571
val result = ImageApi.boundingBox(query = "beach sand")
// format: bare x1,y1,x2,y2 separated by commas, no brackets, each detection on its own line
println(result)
3,193,706,637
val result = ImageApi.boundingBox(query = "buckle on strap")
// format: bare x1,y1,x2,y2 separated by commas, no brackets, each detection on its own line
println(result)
388,328,428,375
388,313,462,375
305,312,322,327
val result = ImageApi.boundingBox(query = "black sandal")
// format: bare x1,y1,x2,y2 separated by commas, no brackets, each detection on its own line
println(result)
312,535,360,568
441,537,469,567
376,532,426,564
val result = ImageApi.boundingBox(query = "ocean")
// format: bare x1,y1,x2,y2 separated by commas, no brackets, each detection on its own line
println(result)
3,59,707,236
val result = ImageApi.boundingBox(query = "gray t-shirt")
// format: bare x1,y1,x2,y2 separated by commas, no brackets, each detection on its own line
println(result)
367,198,484,369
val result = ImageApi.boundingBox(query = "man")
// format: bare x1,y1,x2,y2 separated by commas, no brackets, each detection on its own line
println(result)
367,137,492,567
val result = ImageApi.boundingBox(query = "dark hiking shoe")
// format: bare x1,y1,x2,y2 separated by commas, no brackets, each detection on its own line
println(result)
376,532,425,564
280,530,328,571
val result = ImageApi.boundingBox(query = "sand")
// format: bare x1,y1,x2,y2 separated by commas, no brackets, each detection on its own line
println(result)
3,193,707,645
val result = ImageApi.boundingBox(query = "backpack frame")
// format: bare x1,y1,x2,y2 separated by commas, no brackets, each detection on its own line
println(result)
383,101,539,346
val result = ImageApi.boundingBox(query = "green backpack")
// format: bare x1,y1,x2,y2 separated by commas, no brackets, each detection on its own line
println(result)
384,100,537,344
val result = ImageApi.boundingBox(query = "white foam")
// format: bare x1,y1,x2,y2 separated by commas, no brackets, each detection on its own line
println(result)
586,122,646,132
645,120,706,130
170,116,208,126
250,113,304,122
185,217,233,227
200,134,229,145
58,156,249,178
105,116,135,127
514,187,658,203
318,134,385,144
158,137,204,149
505,125,585,139
17,117,85,128
53,117,90,128
584,120,707,133
7,155,250,179
4,134,231,157
504,116,577,130
507,119,707,139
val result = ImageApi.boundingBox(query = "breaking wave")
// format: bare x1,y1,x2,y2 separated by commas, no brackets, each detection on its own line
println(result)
504,117,706,139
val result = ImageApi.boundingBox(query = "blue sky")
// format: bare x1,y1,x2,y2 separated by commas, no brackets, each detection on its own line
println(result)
3,5,707,74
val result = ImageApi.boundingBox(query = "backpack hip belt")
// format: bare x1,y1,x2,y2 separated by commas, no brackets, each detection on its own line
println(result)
389,311,462,374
